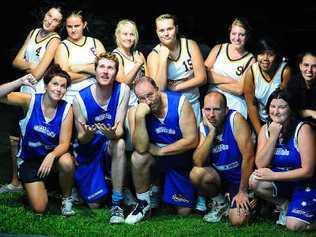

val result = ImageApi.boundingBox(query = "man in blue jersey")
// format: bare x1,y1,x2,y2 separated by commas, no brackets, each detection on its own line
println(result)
190,91,255,226
125,76,198,224
72,52,130,224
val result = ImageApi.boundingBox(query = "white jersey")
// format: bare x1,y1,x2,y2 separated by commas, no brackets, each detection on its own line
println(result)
62,36,98,96
21,28,60,94
210,43,254,118
153,38,199,104
112,48,145,107
252,61,287,122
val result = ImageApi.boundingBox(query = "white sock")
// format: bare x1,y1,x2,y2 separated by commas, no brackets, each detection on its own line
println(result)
136,190,150,204
150,185,160,194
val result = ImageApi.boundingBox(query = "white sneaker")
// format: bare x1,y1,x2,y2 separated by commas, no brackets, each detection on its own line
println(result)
123,188,137,207
276,201,289,226
0,183,23,194
203,196,229,223
149,186,160,209
125,200,151,224
61,197,75,216
195,195,207,212
109,205,125,224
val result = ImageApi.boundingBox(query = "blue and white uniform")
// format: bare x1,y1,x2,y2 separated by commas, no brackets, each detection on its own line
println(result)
73,82,126,203
152,38,201,124
209,43,254,118
17,94,70,182
266,121,316,224
21,28,60,94
202,110,241,186
62,36,99,102
146,91,195,207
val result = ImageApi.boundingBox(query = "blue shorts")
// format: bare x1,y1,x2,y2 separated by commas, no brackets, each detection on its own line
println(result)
75,154,109,204
152,152,194,208
162,169,195,208
274,182,316,224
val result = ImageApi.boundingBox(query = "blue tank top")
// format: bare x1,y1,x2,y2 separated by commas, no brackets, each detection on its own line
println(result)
203,110,241,184
146,91,192,169
74,82,121,164
18,94,69,161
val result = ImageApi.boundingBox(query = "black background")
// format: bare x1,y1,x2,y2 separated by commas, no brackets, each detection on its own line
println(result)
1,0,316,81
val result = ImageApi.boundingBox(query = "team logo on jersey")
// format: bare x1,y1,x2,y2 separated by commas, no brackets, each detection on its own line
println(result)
172,194,190,203
95,113,111,122
155,126,176,135
33,125,56,138
212,144,229,153
274,148,290,156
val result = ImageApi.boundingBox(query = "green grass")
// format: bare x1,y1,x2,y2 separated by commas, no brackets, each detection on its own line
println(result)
0,193,315,237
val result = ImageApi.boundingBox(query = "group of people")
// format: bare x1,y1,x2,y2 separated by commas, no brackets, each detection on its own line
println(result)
0,6,315,232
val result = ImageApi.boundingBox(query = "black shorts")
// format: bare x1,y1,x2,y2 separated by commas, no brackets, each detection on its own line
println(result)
18,158,57,184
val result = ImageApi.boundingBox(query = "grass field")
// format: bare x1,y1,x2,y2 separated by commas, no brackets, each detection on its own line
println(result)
1,192,316,237
0,132,315,237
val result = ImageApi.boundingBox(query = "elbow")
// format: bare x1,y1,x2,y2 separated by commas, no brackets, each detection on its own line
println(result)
235,86,244,96
302,168,314,179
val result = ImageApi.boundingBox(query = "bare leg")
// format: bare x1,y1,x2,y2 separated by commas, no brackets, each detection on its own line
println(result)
110,139,126,193
9,136,20,186
57,153,74,198
24,181,48,214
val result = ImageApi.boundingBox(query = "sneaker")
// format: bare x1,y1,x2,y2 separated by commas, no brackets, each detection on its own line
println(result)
195,195,207,212
61,197,75,216
0,183,23,194
123,188,137,207
149,186,160,209
125,200,151,224
109,205,125,224
276,201,289,226
203,197,229,223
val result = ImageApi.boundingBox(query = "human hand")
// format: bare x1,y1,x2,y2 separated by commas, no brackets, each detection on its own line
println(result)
268,122,282,139
253,168,276,181
37,153,55,178
231,191,250,216
20,74,37,89
95,122,118,140
136,103,151,117
202,110,216,133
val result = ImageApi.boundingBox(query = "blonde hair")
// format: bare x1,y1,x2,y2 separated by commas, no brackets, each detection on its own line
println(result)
115,19,139,50
95,52,119,72
155,13,177,27
229,17,251,34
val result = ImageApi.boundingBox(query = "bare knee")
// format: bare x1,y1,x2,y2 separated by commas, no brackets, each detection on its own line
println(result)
131,151,152,169
229,210,249,226
189,167,205,185
286,218,308,231
31,197,48,214
177,207,192,216
58,153,74,173
112,139,126,157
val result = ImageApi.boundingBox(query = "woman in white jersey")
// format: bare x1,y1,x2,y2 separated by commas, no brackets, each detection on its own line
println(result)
147,13,206,125
244,37,291,135
0,6,64,195
205,18,255,119
54,10,106,103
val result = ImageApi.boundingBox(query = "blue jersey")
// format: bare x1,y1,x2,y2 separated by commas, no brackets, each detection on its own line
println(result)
202,110,241,184
146,91,192,170
74,82,121,164
17,94,70,161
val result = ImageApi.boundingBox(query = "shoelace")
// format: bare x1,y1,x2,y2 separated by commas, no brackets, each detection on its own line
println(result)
132,201,148,215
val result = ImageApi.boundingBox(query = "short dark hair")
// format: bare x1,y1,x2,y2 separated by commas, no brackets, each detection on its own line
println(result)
43,64,71,88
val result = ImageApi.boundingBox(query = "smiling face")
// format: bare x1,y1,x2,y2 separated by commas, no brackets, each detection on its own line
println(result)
116,21,138,50
229,25,247,49
42,7,63,33
45,76,67,101
257,50,276,72
269,98,291,124
299,54,316,82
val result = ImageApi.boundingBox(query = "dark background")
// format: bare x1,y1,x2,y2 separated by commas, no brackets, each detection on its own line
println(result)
1,0,316,81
